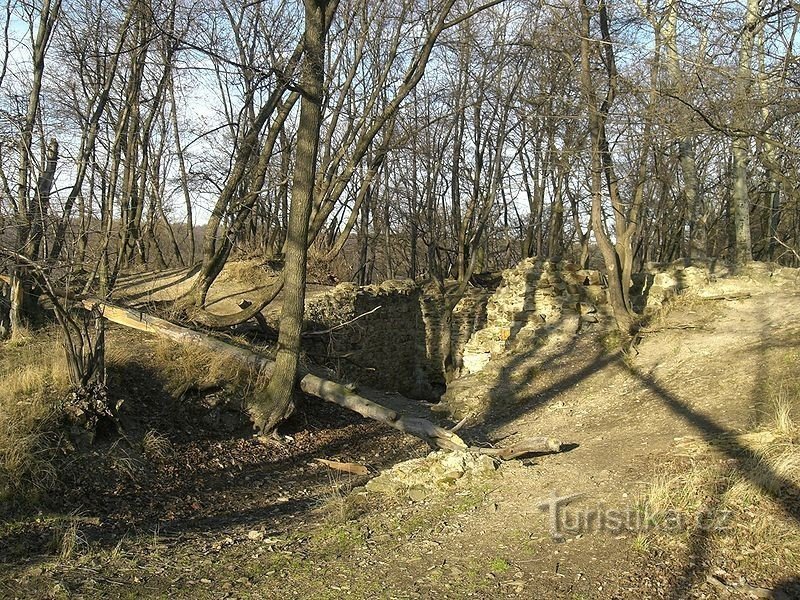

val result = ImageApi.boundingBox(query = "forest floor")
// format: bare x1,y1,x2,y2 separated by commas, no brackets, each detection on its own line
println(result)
1,265,799,599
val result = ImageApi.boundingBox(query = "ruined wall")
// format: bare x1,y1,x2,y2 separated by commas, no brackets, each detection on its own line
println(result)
631,259,800,312
459,258,608,375
419,285,492,386
303,280,428,398
303,259,799,415
630,262,711,312
302,280,491,400
301,261,607,399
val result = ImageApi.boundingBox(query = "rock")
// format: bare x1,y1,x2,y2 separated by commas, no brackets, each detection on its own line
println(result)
247,530,264,541
408,487,429,502
365,450,497,500
462,351,491,374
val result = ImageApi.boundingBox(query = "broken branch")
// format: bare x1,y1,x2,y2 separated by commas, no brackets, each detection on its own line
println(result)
83,299,467,451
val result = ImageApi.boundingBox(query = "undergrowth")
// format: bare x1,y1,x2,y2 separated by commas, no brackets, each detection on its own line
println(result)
0,331,70,505
147,338,263,403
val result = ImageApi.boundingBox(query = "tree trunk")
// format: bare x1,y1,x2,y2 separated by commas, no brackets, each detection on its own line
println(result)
681,140,706,259
579,0,636,334
732,136,752,265
85,298,467,450
730,0,760,267
255,0,335,433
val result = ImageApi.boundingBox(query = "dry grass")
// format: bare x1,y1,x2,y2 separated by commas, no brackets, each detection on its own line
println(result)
0,332,70,504
641,290,720,332
150,338,258,399
52,517,87,561
142,429,172,463
640,462,717,521
103,339,142,369
771,384,796,438
220,259,278,288
641,383,800,576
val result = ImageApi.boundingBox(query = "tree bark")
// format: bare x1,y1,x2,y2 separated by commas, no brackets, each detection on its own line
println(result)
579,0,636,334
256,0,336,433
9,0,61,339
731,0,761,266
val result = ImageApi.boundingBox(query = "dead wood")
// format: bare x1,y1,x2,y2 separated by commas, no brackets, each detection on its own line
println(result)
237,299,271,333
638,324,702,333
701,292,752,301
471,436,562,460
302,305,382,337
184,276,284,329
83,299,468,451
314,458,369,475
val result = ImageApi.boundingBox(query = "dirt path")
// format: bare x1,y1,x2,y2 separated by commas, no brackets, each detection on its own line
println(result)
2,273,798,599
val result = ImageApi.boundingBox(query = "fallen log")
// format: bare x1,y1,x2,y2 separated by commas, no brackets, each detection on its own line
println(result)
472,436,562,460
82,299,467,451
700,292,751,301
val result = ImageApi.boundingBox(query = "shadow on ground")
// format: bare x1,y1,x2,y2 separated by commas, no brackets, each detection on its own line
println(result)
0,336,423,568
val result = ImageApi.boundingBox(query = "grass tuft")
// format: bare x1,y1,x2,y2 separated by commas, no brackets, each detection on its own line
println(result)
0,332,70,505
151,339,256,399
771,385,796,438
52,517,87,561
142,429,172,463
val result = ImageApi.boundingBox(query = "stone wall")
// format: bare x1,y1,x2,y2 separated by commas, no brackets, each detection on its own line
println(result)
302,279,491,400
418,285,492,384
302,259,799,414
631,259,800,312
630,261,712,312
459,258,609,375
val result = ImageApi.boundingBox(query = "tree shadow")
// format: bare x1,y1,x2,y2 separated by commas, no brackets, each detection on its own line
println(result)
448,287,491,376
774,577,800,599
449,260,620,441
464,334,619,440
507,268,545,343
0,353,421,569
634,299,800,597
625,362,800,598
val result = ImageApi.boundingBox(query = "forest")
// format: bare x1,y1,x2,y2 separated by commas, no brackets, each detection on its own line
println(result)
2,0,799,427
1,1,800,597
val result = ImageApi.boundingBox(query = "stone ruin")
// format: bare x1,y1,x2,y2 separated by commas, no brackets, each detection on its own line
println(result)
632,259,800,311
302,279,435,399
300,277,499,400
299,258,610,402
303,258,799,493
459,258,608,376
299,258,799,415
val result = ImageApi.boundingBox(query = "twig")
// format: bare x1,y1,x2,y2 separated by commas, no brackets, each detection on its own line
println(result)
449,415,470,433
700,292,751,301
772,236,800,262
471,436,562,460
302,305,382,337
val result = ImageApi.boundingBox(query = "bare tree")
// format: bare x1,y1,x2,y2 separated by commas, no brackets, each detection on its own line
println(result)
254,0,339,433
6,0,62,339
